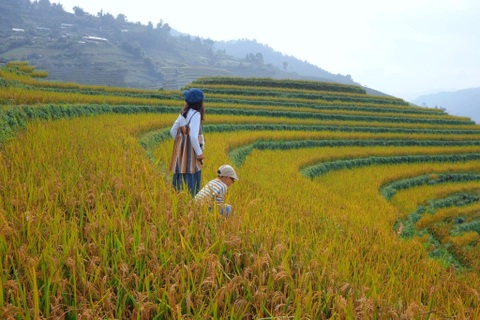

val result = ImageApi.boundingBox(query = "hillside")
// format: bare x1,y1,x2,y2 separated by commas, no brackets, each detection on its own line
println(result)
1,62,480,318
0,0,360,91
214,39,354,83
413,87,480,124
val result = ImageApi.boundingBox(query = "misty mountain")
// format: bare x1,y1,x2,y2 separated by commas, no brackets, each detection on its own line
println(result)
0,0,362,91
413,87,480,124
214,39,354,84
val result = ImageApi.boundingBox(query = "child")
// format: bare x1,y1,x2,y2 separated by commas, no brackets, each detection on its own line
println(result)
195,164,239,217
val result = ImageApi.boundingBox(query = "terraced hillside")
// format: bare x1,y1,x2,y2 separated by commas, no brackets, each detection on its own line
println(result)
1,62,480,318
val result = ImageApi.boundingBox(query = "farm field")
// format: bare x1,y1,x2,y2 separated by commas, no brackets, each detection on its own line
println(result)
1,62,480,318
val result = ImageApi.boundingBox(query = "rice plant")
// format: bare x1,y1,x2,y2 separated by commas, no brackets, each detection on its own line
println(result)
2,64,480,318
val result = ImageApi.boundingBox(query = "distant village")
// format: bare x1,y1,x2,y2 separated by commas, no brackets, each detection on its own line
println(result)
9,23,112,45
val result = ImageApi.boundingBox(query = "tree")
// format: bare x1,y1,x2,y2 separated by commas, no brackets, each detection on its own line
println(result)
245,53,264,65
38,0,51,11
1,0,20,9
203,39,215,58
0,0,22,21
162,23,171,34
19,0,32,9
255,53,264,64
51,3,63,13
116,14,127,23
100,12,115,25
73,6,85,16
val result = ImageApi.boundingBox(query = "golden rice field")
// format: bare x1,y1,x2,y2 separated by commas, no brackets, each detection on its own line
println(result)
1,62,480,318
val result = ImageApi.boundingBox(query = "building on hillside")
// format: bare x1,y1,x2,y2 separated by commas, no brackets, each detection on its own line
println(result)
82,36,108,43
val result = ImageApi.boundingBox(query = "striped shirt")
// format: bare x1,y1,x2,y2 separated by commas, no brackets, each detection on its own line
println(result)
195,178,228,207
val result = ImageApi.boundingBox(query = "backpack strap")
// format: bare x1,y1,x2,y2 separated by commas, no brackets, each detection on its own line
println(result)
187,111,199,125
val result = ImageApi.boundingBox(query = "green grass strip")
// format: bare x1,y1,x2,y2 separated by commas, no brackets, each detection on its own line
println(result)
453,219,480,235
301,153,480,179
394,190,480,270
0,104,180,143
206,97,447,116
380,173,480,200
230,140,480,167
191,77,367,94
194,87,409,106
17,85,181,100
203,123,480,135
209,108,474,125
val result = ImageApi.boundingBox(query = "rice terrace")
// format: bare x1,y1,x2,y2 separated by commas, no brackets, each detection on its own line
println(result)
2,61,480,319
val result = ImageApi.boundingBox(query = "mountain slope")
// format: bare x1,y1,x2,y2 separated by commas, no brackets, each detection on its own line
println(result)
0,0,360,91
214,39,355,84
413,87,480,124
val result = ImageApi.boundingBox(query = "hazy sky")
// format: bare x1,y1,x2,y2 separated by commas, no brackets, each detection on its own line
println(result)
52,0,479,102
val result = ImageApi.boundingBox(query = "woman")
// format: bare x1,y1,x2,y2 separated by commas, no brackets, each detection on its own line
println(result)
169,88,205,196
